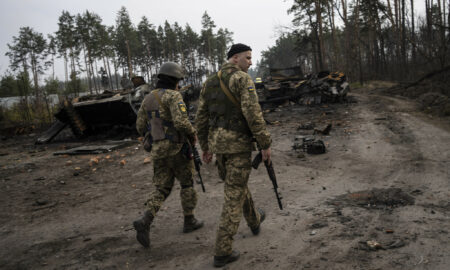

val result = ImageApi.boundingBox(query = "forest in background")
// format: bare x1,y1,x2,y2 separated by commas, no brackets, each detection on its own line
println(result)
1,0,449,126
1,7,232,98
0,7,232,125
257,0,450,85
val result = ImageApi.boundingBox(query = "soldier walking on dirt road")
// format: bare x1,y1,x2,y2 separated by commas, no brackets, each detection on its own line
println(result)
132,62,204,249
195,43,272,267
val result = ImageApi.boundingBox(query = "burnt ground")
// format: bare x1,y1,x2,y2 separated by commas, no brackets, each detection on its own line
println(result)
0,85,449,269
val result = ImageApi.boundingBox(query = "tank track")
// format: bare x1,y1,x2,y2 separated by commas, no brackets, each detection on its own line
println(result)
63,100,87,137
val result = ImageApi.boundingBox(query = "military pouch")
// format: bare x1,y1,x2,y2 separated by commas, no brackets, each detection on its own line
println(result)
143,132,152,152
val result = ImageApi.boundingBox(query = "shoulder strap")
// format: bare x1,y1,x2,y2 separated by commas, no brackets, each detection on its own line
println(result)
151,89,164,106
217,70,240,108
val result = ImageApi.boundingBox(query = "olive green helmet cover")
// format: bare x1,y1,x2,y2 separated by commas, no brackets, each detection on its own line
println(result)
158,62,184,79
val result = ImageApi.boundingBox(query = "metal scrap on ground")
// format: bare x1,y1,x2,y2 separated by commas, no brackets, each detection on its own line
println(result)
53,140,137,155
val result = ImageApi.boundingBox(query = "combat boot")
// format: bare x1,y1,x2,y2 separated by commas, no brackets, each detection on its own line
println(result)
250,208,266,235
183,215,204,233
133,210,154,248
213,250,240,267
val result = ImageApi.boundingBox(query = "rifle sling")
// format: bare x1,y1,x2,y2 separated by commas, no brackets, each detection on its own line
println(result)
151,89,163,106
217,70,240,108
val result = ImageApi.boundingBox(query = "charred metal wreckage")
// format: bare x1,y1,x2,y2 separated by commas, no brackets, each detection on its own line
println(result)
37,67,349,143
36,88,144,144
256,67,349,106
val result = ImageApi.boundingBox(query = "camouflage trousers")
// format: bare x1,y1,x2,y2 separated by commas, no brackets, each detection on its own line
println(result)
214,152,262,256
146,150,198,217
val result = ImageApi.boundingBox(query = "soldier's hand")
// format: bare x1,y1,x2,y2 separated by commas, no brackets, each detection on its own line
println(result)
261,147,271,165
202,151,213,164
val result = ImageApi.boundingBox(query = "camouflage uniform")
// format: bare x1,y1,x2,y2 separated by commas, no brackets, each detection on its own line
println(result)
136,88,197,217
196,63,271,256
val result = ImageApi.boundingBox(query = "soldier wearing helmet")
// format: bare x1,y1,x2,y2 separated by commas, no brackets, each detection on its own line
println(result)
133,62,204,249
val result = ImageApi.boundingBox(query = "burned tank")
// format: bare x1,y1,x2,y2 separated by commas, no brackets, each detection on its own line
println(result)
257,67,349,106
35,83,196,144
36,87,147,144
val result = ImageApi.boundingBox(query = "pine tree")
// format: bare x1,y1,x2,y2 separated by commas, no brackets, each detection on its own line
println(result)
5,26,48,99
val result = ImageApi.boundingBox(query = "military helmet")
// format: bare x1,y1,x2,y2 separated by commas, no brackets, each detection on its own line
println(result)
158,62,184,80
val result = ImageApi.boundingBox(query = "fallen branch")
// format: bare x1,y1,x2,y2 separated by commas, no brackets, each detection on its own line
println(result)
405,65,450,89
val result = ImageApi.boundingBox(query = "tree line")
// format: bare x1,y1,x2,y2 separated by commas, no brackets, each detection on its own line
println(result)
2,7,233,99
257,0,450,84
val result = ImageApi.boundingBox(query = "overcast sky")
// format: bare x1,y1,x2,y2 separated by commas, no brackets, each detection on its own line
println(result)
0,0,426,80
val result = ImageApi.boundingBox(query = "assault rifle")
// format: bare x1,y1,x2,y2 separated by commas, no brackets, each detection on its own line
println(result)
252,151,283,210
181,87,205,192
189,143,206,192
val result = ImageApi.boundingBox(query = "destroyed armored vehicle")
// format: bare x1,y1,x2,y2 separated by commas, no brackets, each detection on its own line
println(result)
257,67,349,105
36,83,197,144
306,71,349,103
36,88,144,144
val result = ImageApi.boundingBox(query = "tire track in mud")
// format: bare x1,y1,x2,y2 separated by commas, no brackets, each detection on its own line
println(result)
264,92,449,270
320,93,450,270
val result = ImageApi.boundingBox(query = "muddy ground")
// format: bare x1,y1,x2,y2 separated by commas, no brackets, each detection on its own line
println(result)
0,85,449,270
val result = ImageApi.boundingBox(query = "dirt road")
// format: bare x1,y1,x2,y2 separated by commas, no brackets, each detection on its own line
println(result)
1,87,449,269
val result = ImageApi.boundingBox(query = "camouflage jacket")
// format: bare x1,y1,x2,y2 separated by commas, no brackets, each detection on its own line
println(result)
195,63,271,154
136,88,196,159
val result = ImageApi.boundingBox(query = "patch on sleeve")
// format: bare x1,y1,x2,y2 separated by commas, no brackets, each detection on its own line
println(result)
248,86,255,92
178,102,187,112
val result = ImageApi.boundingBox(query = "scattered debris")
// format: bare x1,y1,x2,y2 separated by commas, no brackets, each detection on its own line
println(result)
89,157,99,166
258,68,349,106
310,221,328,229
366,240,383,250
297,122,315,130
293,136,327,154
34,199,48,206
143,157,151,164
53,140,137,155
314,123,332,135
302,138,326,154
386,239,406,249
120,160,126,166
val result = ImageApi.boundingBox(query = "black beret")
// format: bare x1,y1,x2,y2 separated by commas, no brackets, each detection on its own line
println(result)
227,43,252,59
